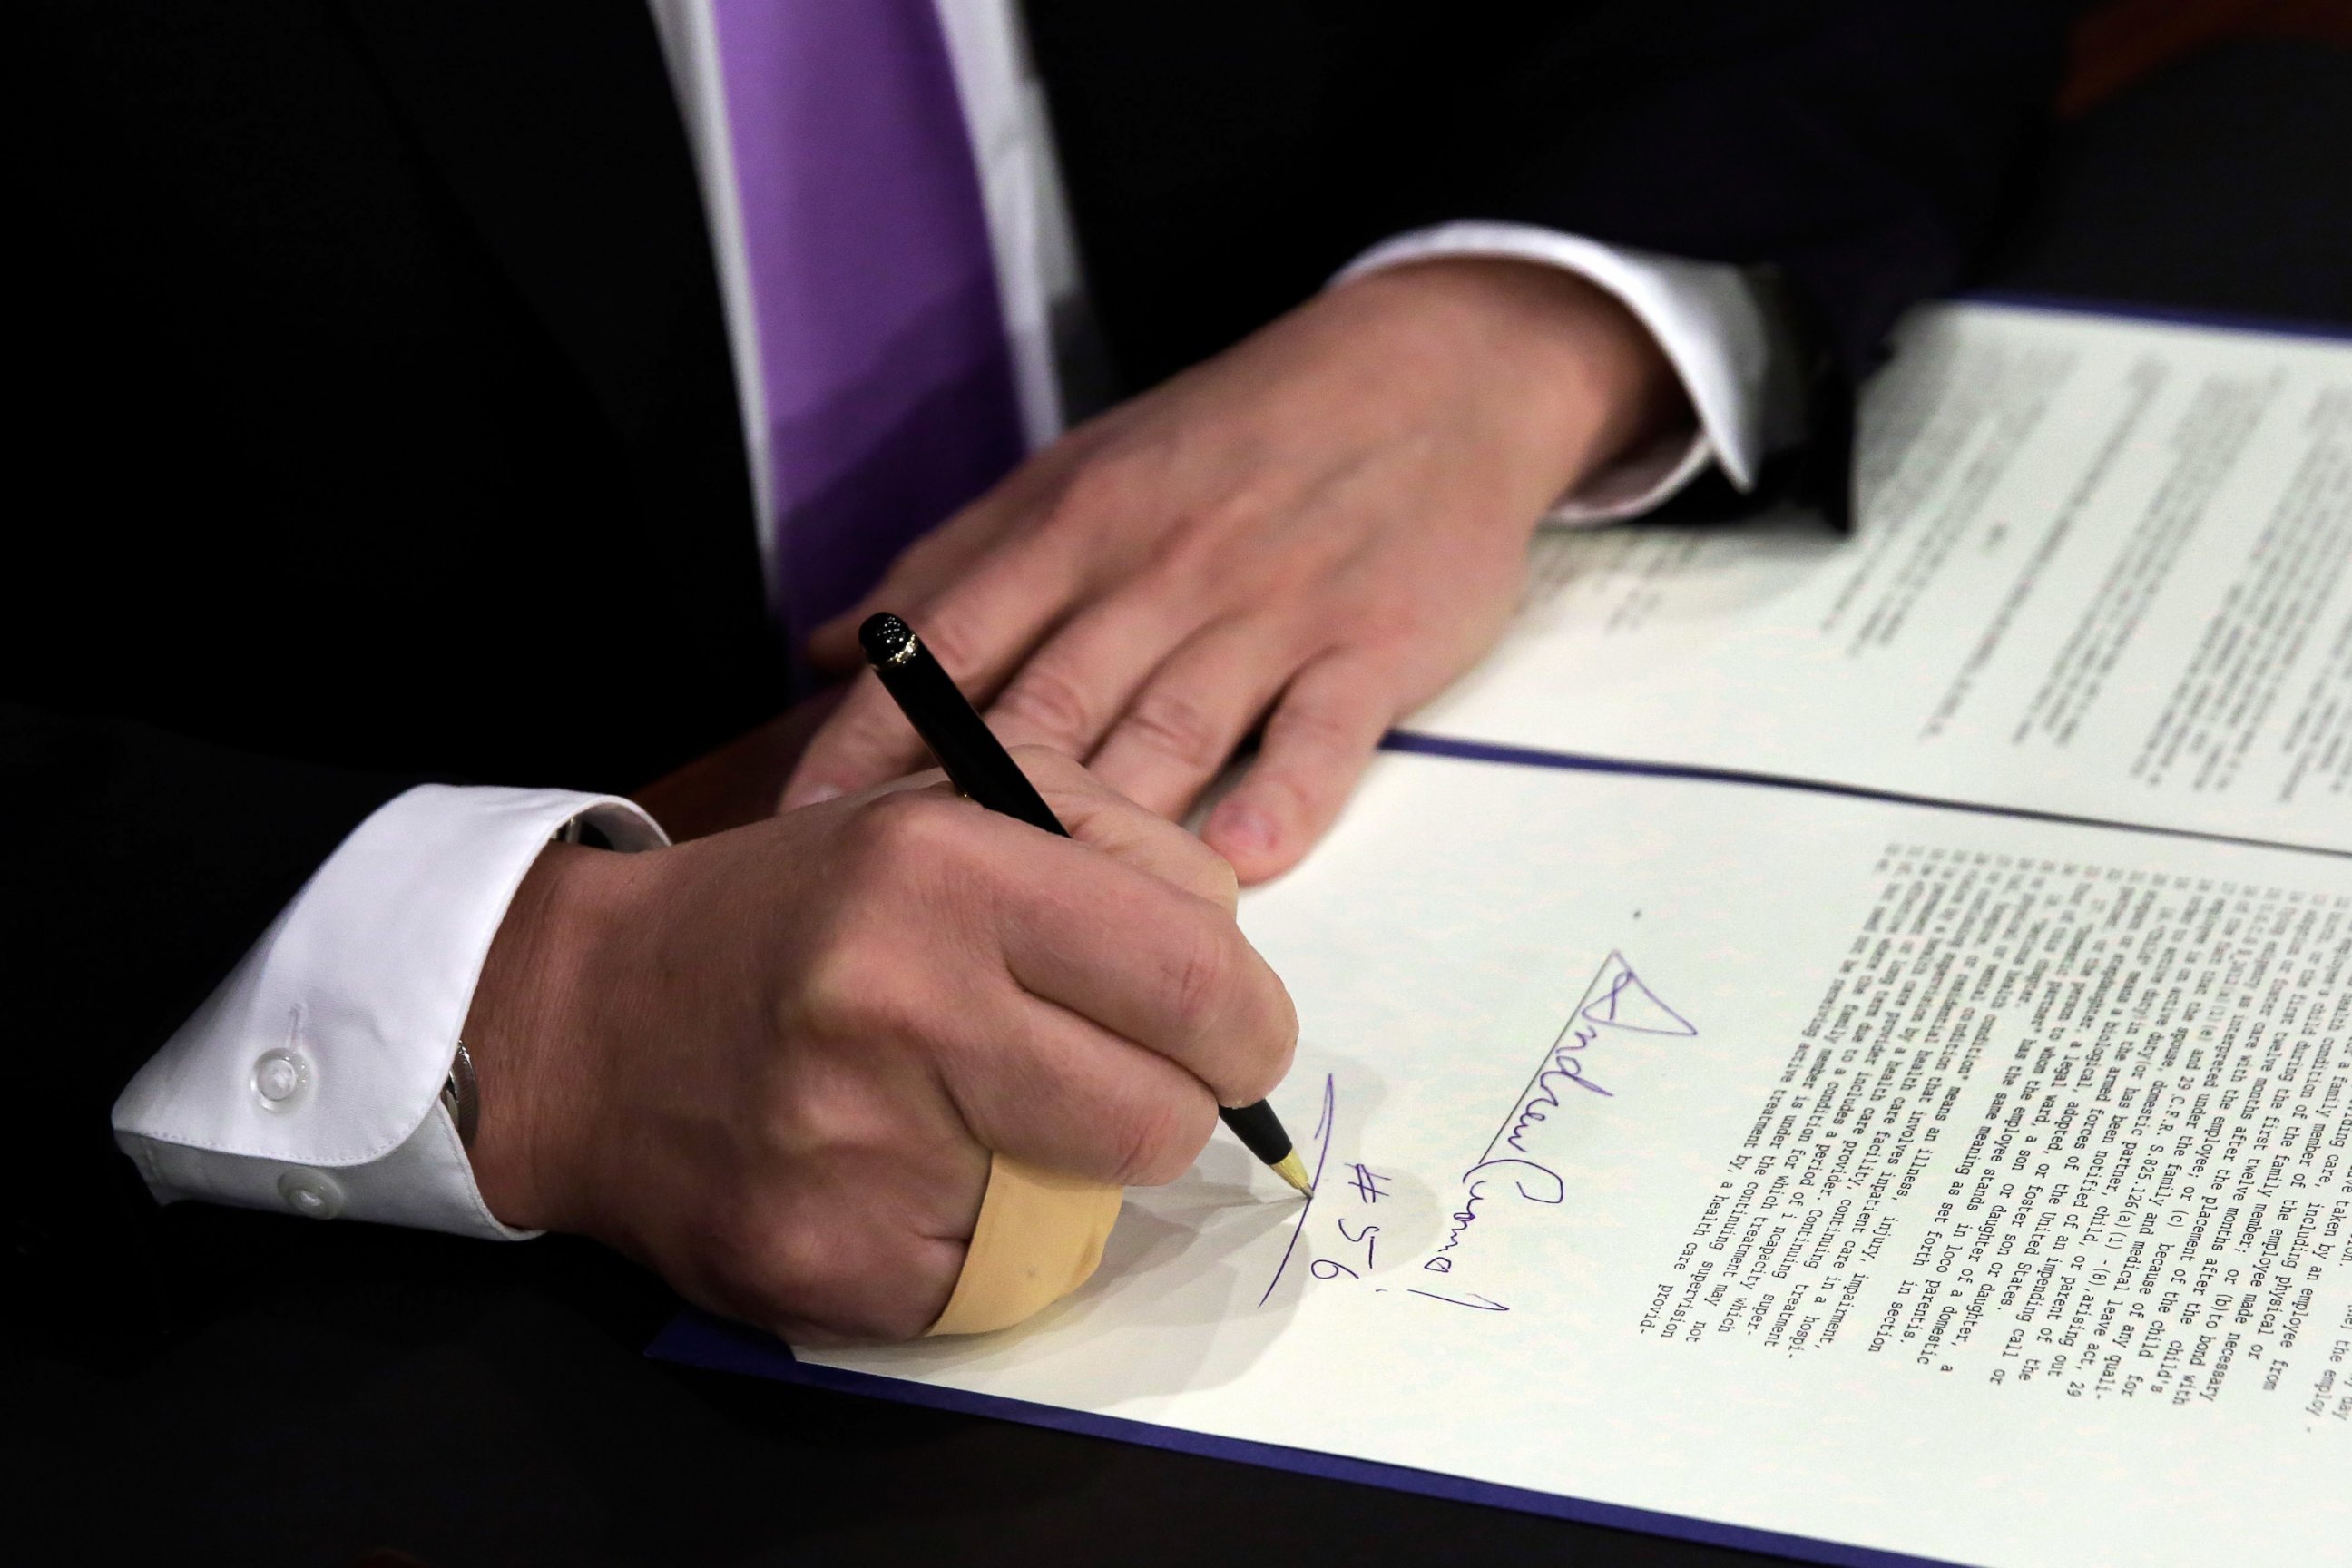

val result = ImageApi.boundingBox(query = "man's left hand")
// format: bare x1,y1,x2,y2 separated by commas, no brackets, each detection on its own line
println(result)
783,257,1682,882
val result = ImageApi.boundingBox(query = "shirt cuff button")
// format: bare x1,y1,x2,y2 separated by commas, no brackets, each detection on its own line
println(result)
277,1169,346,1220
252,1049,311,1112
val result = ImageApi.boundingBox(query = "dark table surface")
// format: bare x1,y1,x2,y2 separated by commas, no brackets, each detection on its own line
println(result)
13,38,2349,1568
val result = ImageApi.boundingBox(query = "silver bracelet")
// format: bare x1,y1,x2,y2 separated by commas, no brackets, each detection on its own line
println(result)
441,1039,480,1149
439,820,583,1152
438,819,576,1151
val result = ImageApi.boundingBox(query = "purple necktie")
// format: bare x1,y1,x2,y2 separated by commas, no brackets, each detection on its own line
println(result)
713,0,1025,649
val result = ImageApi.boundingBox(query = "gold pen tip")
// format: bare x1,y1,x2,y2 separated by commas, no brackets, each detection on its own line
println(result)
1271,1152,1314,1198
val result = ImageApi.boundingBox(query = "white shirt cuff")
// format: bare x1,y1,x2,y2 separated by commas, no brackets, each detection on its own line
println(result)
1336,220,1780,525
112,783,668,1240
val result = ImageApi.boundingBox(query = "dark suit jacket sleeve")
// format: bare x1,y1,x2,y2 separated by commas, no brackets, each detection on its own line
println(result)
1433,5,2076,377
1030,0,2081,524
1403,2,2077,522
5,1,777,1270
4,702,423,1229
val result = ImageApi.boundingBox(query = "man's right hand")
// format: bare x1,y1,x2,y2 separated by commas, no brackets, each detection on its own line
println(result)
456,748,1296,1346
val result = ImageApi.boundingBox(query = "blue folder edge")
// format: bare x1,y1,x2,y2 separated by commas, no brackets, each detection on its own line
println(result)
1381,730,2343,858
1957,287,2352,343
649,293,2351,1565
647,1307,1961,1568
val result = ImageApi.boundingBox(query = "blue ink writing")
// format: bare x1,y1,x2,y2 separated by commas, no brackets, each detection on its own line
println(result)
1256,1073,1339,1307
1421,1158,1564,1277
1582,956,1698,1035
1500,1018,1613,1159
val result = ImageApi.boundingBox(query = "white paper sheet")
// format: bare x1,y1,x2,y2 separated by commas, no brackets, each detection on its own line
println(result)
806,752,2350,1567
1409,302,2352,852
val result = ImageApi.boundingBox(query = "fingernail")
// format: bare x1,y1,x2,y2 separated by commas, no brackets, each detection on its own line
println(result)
1210,803,1277,856
782,782,844,810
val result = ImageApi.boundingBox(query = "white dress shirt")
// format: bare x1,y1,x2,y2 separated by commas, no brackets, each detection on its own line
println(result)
113,0,1788,1238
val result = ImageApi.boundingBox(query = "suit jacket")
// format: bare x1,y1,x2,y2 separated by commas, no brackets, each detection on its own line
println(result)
6,1,2073,1306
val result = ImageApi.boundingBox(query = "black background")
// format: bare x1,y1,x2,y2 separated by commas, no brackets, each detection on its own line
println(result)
11,38,2349,1568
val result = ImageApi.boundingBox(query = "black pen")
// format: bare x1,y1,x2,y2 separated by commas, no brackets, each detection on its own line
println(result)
858,611,1313,1199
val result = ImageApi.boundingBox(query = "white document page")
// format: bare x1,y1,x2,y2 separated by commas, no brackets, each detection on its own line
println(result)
808,753,2350,1567
1409,302,2352,852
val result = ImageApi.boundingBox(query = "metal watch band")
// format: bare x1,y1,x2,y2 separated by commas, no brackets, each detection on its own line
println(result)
437,818,591,1152
440,1039,480,1149
436,818,583,1151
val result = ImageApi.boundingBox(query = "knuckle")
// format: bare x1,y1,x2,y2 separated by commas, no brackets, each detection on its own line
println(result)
1149,519,1240,595
1042,459,1131,535
850,788,965,863
797,938,919,1042
1267,693,1357,755
1199,483,1273,537
1108,1087,1215,1187
1121,687,1228,771
994,666,1097,745
792,945,865,1035
1168,475,1265,537
1155,485,1277,576
1161,918,1234,1043
1006,742,1087,789
808,806,972,1026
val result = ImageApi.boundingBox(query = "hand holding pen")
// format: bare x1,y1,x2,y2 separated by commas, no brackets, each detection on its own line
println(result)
459,632,1298,1344
859,612,1314,1197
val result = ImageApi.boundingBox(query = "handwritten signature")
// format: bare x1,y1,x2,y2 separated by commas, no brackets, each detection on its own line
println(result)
1479,951,1693,1164
1256,955,1692,1315
1415,953,1693,1312
1418,1156,1564,1289
1494,1021,1613,1156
